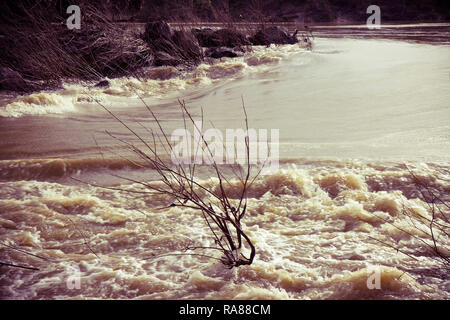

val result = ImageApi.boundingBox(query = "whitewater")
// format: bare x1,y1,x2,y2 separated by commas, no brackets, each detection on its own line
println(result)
0,24,449,299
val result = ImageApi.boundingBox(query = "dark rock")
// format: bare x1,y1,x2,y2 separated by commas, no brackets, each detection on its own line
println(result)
214,29,251,47
192,28,218,47
143,21,202,67
94,80,110,88
205,47,239,59
193,28,250,48
249,26,298,46
171,30,203,62
153,51,183,67
142,21,173,43
0,67,28,91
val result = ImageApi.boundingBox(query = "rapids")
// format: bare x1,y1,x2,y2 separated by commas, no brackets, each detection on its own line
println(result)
0,23,449,299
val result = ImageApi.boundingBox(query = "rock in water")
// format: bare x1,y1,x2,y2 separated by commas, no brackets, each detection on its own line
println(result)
143,21,202,66
192,28,219,47
192,28,250,48
249,26,298,46
205,47,239,59
0,67,29,91
214,29,251,48
142,21,173,43
153,51,183,67
171,31,203,62
94,80,110,88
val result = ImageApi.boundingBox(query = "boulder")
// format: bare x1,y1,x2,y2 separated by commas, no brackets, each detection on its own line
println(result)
249,26,298,46
192,28,218,47
94,80,110,88
0,67,28,91
205,47,240,59
142,21,173,43
143,21,202,67
171,30,203,62
153,51,183,67
214,29,251,48
193,28,250,48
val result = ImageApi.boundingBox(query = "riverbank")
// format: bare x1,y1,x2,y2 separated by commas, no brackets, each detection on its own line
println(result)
0,42,308,118
0,2,311,95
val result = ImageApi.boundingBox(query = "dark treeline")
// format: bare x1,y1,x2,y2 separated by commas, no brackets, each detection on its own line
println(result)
132,0,450,23
1,0,449,24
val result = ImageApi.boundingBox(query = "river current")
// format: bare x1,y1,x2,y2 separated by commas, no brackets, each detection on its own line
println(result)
0,24,449,299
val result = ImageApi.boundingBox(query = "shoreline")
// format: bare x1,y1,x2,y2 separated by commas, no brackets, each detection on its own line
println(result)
2,20,448,97
0,13,308,95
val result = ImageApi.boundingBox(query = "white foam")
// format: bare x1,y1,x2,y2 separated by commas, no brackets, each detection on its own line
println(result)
0,92,76,117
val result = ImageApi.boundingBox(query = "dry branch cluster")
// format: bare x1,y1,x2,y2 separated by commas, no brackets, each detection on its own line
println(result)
401,168,450,269
97,98,268,268
370,166,450,278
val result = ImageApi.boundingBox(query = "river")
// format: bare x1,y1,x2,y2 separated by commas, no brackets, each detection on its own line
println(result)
0,23,449,299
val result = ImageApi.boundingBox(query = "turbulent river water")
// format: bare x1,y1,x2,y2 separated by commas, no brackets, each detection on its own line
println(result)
0,24,449,299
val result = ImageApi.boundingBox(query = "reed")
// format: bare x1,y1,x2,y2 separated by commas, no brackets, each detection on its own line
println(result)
0,2,151,90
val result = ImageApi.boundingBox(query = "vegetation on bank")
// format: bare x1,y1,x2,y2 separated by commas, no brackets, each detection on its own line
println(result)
0,3,152,92
0,1,305,93
2,0,449,93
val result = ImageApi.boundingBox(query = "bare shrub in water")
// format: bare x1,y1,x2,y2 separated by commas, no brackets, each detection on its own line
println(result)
96,98,268,268
370,166,450,277
402,167,450,270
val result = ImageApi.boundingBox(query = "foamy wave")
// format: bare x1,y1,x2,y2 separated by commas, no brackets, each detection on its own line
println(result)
0,43,307,118
324,266,423,299
0,157,153,181
95,44,303,97
0,160,448,299
0,93,76,117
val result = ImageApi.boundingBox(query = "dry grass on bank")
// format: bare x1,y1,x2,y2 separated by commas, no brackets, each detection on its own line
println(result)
0,3,151,90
